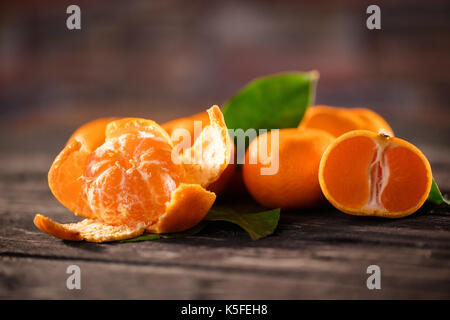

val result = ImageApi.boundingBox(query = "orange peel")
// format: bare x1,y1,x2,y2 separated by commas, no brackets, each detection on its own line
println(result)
298,105,394,137
33,214,146,242
35,105,230,242
162,111,237,195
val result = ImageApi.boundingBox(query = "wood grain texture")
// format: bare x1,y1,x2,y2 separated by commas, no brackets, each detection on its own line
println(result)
1,0,450,300
0,106,449,299
0,154,449,299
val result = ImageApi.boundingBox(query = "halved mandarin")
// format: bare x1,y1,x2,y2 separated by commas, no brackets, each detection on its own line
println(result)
319,130,432,218
34,105,231,242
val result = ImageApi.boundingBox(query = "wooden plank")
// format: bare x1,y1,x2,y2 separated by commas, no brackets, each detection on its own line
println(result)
1,182,450,263
1,178,450,299
1,251,449,300
0,128,449,299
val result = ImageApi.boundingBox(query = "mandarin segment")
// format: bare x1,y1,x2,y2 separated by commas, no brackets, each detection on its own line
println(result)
105,117,173,145
319,135,376,209
380,145,431,213
83,123,185,227
319,130,432,218
49,118,116,220
48,139,95,219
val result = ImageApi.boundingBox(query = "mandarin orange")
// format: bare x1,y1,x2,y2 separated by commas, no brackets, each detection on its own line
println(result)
298,105,394,137
243,128,334,209
34,106,231,242
319,130,432,218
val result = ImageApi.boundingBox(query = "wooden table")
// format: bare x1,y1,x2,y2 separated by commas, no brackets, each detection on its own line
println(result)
1,110,449,299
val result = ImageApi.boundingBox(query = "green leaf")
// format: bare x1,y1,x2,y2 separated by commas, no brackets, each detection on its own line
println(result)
427,178,450,205
121,206,281,242
222,71,319,132
205,207,280,240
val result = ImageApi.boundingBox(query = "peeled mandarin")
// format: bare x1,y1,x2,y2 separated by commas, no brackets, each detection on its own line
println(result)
35,106,231,242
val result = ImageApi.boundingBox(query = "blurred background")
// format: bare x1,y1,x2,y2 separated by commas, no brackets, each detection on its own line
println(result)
0,0,449,188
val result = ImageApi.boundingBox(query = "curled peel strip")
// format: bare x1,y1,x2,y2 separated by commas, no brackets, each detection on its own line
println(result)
34,214,146,242
179,105,232,187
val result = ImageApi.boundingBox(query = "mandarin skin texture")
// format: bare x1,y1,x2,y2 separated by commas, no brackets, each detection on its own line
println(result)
299,105,394,137
243,128,334,209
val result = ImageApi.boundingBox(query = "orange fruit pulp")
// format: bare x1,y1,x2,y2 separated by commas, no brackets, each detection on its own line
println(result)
34,106,231,242
319,130,432,218
243,128,335,209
